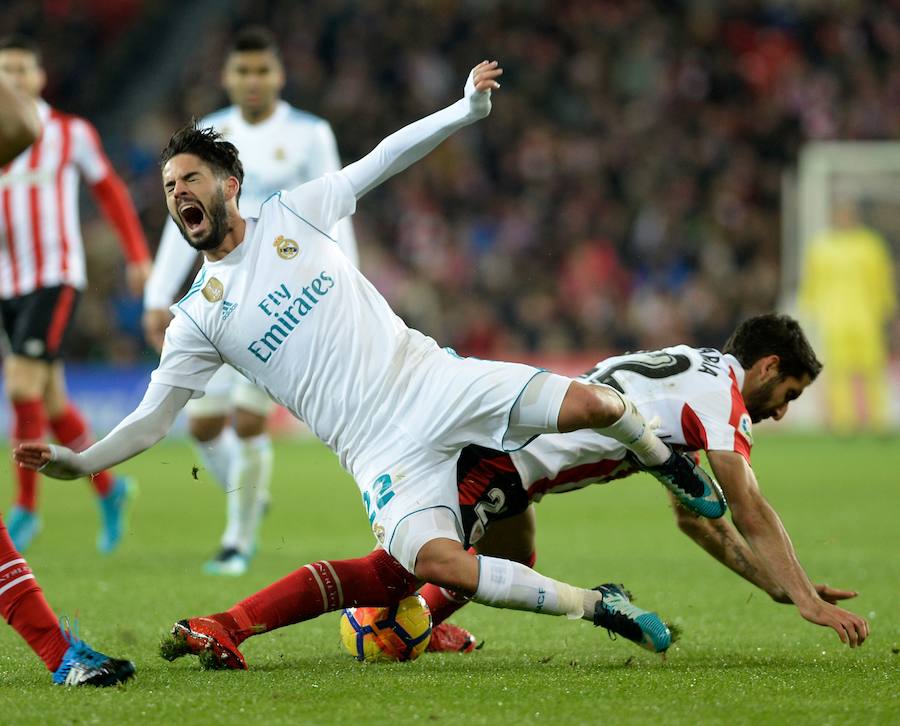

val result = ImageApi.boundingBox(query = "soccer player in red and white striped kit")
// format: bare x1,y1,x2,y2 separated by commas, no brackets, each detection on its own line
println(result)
0,35,151,553
0,64,134,687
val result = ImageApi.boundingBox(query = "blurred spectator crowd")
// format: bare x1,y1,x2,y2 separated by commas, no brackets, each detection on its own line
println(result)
4,0,900,362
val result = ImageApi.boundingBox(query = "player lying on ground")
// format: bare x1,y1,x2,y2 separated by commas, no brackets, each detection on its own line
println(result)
16,60,722,662
419,314,868,651
0,73,134,688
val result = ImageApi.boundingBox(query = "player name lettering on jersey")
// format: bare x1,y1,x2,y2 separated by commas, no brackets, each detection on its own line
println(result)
697,348,725,377
248,272,336,363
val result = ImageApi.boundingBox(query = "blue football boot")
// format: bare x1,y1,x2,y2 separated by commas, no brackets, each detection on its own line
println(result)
593,584,672,653
644,451,727,518
7,505,41,552
53,621,135,687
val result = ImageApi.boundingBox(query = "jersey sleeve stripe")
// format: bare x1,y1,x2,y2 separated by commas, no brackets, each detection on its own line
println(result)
728,369,752,462
680,403,709,450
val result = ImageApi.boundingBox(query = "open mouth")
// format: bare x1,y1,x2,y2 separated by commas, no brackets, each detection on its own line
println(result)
179,202,206,233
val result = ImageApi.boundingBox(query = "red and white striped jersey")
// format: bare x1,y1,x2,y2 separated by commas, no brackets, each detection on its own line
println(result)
511,346,753,501
0,100,148,299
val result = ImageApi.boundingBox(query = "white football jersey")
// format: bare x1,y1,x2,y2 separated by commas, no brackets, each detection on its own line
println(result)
151,172,439,474
144,101,358,309
511,346,753,500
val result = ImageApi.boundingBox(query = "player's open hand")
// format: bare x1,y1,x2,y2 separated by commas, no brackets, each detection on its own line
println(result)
771,582,859,605
14,442,82,480
464,60,503,119
799,600,869,647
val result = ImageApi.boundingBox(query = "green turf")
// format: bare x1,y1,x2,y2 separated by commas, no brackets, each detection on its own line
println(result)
0,433,897,724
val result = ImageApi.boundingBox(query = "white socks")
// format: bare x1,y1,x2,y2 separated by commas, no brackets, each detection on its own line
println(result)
473,556,588,619
196,427,239,493
221,433,273,554
595,386,670,466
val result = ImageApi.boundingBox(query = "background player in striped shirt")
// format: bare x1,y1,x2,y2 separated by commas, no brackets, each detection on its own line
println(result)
421,314,867,651
0,35,151,553
142,27,359,576
0,70,134,688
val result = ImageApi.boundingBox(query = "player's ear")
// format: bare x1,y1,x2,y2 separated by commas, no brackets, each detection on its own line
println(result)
759,354,781,382
224,175,240,202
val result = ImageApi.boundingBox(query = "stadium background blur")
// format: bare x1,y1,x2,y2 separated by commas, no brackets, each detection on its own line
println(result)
2,0,899,431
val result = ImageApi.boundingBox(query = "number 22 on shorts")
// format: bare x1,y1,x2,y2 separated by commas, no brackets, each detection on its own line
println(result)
363,474,394,525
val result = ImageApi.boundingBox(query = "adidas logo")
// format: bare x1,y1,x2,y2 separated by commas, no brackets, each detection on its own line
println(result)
222,301,238,320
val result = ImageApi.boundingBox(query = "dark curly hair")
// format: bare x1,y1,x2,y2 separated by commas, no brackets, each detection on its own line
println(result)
723,313,823,381
160,122,244,201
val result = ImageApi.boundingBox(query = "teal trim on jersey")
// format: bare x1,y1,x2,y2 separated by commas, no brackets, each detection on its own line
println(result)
175,269,207,306
276,195,340,246
173,300,225,365
385,505,463,564
500,368,551,453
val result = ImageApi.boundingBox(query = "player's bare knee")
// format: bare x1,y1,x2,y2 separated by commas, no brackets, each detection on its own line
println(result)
190,415,227,442
4,356,50,401
413,539,476,592
557,382,623,432
233,408,267,438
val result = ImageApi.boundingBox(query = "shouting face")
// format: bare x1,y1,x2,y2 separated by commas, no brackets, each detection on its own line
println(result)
162,154,233,251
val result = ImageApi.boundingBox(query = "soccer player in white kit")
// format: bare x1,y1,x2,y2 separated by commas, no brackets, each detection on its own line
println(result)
142,27,359,576
419,315,868,650
18,61,729,660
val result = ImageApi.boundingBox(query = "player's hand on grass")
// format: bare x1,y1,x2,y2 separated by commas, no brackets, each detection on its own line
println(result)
14,442,83,480
771,583,859,605
798,600,869,647
464,60,503,119
142,308,174,353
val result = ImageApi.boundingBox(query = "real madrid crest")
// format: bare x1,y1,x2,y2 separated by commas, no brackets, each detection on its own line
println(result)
202,277,224,302
274,234,299,260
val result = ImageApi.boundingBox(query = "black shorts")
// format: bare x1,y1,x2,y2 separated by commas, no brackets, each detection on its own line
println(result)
0,285,81,362
457,444,532,549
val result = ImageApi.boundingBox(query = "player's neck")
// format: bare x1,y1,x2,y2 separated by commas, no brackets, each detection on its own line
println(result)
203,213,247,262
240,102,278,125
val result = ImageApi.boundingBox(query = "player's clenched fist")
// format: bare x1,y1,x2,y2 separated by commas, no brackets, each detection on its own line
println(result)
464,60,503,119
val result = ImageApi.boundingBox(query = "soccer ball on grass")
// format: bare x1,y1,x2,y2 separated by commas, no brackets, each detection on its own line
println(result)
339,594,432,662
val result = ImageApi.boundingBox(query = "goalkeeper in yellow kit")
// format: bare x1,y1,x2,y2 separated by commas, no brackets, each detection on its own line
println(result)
800,201,897,433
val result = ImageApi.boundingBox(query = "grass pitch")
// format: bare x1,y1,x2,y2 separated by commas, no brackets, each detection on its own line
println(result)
0,433,897,724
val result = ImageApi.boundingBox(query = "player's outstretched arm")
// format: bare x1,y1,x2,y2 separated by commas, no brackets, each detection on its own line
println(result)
0,75,40,165
670,493,858,605
14,383,193,480
707,450,869,647
340,60,502,199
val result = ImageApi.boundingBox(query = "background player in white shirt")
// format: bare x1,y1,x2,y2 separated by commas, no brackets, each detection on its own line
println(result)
418,315,867,651
0,35,149,554
142,27,359,576
19,61,745,662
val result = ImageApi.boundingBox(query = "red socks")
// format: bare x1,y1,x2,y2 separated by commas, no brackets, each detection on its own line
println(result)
420,549,537,626
0,517,69,672
49,404,113,497
214,549,419,644
11,399,45,510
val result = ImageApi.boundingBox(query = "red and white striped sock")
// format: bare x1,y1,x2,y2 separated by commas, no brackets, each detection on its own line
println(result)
211,549,419,644
49,403,113,497
0,517,68,671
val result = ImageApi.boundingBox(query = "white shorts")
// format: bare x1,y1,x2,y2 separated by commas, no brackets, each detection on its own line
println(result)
185,365,275,418
351,351,571,573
